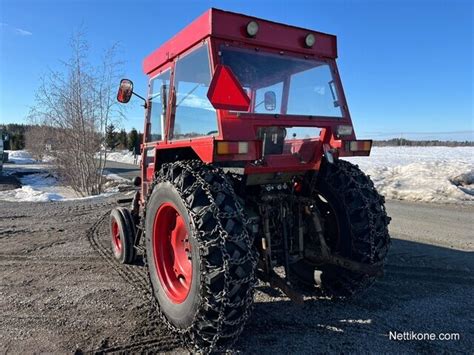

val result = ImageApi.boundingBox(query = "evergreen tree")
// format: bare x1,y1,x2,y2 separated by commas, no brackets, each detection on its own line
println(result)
105,124,118,150
117,129,128,149
128,128,139,152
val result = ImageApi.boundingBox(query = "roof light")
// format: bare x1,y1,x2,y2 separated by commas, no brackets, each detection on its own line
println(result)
336,125,353,137
246,21,259,37
305,33,316,48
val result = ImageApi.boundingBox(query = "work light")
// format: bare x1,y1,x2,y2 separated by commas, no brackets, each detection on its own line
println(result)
246,21,259,37
305,33,316,48
336,125,353,137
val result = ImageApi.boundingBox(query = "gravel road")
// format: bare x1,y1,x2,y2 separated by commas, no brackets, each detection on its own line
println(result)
0,194,472,353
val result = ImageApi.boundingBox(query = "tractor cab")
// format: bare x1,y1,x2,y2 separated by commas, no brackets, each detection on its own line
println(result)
118,9,372,189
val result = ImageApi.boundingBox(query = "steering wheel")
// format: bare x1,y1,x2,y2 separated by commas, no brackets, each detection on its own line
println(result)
207,130,218,135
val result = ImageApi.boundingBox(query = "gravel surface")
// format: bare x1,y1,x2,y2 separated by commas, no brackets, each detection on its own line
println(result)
0,197,472,353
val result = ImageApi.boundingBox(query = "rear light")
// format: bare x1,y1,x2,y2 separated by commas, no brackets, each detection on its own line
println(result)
344,140,372,152
336,125,353,137
305,33,316,48
216,141,249,155
246,21,259,37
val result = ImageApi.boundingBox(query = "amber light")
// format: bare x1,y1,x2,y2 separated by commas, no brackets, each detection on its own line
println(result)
216,141,249,155
345,140,372,152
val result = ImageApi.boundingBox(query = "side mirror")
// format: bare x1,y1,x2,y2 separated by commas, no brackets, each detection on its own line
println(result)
207,65,250,111
264,91,276,111
117,79,133,103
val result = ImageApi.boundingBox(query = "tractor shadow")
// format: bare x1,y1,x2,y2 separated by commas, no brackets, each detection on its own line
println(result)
236,238,474,353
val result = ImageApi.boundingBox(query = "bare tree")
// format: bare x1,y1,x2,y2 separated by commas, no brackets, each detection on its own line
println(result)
24,125,50,161
29,31,124,196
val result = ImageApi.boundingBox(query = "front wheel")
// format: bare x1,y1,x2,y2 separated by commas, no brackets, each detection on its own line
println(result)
110,207,136,264
145,161,257,352
296,159,391,297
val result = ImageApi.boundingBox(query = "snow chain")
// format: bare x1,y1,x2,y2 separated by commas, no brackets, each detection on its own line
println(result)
324,160,391,265
140,160,258,353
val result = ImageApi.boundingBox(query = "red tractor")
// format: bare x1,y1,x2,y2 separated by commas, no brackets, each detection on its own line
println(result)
112,8,390,352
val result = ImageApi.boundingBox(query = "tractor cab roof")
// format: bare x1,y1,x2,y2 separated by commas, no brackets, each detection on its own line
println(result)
143,8,337,76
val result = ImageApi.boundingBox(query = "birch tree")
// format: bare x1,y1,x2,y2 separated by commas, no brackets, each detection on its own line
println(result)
29,31,124,196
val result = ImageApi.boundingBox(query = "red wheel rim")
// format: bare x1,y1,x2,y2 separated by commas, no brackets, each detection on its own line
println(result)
111,218,122,255
153,202,192,304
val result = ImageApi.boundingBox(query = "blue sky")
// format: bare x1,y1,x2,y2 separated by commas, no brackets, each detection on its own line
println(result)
0,0,472,140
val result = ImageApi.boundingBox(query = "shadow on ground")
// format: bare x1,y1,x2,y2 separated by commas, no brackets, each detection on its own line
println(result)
235,238,473,353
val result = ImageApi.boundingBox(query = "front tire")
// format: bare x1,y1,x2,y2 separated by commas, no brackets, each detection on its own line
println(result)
110,207,136,264
145,161,257,352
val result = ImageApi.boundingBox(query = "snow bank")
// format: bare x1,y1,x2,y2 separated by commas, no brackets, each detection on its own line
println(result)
103,150,141,165
0,185,64,202
344,147,474,204
5,150,37,164
0,173,75,202
0,171,120,202
0,150,124,202
4,148,473,204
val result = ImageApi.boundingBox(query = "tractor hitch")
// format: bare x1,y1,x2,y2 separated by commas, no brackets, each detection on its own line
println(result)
258,266,304,304
310,213,384,277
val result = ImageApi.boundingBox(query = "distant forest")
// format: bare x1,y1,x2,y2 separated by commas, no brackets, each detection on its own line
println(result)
372,138,473,147
0,123,141,151
1,123,473,149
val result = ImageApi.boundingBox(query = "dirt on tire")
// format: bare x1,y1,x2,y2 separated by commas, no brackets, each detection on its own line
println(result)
0,196,472,353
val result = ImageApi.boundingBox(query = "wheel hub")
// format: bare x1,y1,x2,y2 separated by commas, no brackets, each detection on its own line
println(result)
111,218,122,255
153,202,192,304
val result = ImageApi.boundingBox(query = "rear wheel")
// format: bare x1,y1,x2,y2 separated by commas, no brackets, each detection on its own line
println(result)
145,161,257,352
296,159,391,297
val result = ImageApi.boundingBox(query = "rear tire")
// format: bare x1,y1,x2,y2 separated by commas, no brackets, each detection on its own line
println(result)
298,159,391,297
145,161,257,352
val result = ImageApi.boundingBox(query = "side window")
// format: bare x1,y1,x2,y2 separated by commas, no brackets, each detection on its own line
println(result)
172,43,217,140
149,70,171,141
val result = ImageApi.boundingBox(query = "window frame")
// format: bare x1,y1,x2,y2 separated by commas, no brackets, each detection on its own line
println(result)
147,68,172,143
167,39,218,142
216,42,348,120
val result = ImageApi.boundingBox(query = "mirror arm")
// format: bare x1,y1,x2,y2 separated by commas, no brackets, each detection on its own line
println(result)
132,91,146,101
132,92,148,109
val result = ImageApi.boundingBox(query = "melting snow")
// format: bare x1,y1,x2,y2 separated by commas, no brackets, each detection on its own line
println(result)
102,150,141,165
344,146,474,204
2,147,473,204
5,150,37,164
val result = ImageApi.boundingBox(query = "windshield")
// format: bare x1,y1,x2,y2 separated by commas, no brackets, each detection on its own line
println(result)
220,46,343,118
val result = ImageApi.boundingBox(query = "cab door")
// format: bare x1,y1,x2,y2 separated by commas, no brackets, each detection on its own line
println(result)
142,69,171,194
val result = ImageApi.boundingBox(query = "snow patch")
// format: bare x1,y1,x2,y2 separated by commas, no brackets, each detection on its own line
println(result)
102,150,140,165
344,147,474,204
0,172,75,202
0,172,119,202
4,147,474,204
0,151,123,202
5,150,37,164
103,171,131,182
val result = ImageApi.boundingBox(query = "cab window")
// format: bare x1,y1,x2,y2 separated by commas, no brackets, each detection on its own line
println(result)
172,43,218,140
149,70,170,141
